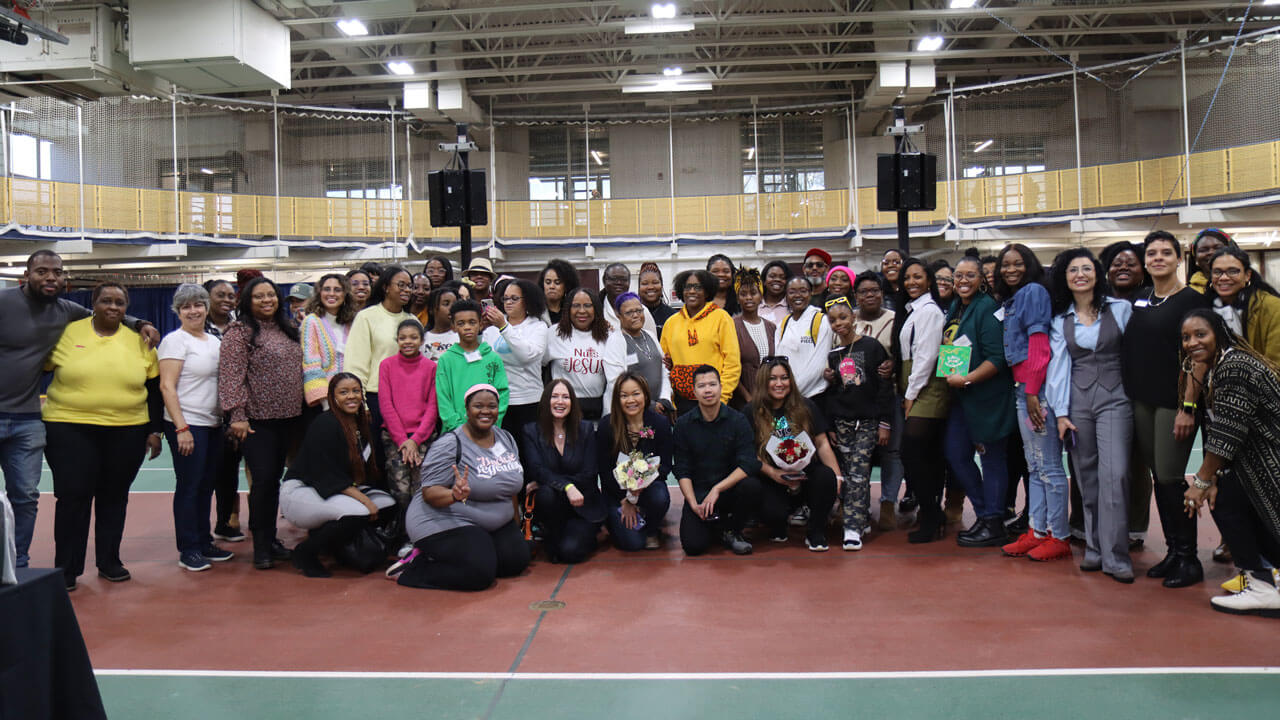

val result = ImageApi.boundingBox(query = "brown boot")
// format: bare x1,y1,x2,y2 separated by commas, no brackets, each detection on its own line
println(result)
878,500,897,531
944,486,966,525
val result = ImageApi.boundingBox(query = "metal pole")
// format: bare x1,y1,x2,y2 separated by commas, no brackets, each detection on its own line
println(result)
1072,65,1084,219
171,95,180,241
488,112,496,248
584,104,591,245
405,121,414,255
272,91,282,277
667,106,676,242
0,107,8,225
847,92,857,237
1180,35,1192,207
388,106,398,258
76,105,85,241
458,123,473,269
752,100,761,238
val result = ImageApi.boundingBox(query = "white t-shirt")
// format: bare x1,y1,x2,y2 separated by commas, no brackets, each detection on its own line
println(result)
483,317,550,405
544,327,610,401
157,329,222,428
422,330,459,361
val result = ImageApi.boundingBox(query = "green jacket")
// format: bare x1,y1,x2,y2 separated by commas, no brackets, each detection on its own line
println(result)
435,341,509,432
1247,291,1280,366
945,293,1016,443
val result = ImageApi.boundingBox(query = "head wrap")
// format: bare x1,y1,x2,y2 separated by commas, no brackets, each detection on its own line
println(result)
463,383,500,404
733,267,763,294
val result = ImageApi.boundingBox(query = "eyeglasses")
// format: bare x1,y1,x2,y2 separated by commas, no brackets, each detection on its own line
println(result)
882,259,903,267
761,355,791,365
855,287,882,297
621,307,645,317
1211,267,1244,278
684,283,704,291
935,276,954,285
502,295,522,304
802,261,828,270
823,296,852,309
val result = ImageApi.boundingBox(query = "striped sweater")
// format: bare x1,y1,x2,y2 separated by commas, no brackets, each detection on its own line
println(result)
301,313,348,405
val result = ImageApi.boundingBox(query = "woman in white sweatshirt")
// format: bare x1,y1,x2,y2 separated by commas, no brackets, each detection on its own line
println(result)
482,278,549,451
545,287,612,420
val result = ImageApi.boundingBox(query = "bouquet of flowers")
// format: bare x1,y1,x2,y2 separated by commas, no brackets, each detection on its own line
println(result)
613,450,660,504
765,416,815,473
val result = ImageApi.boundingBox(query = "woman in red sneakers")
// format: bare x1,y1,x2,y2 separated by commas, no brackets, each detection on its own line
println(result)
1043,249,1134,578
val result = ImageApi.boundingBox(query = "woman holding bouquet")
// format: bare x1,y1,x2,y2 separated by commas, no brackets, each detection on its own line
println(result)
521,380,606,563
597,372,673,551
747,357,842,551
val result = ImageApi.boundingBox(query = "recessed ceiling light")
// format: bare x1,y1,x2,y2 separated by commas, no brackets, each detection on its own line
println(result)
387,61,414,76
651,3,677,19
917,35,945,52
949,0,978,8
336,18,368,36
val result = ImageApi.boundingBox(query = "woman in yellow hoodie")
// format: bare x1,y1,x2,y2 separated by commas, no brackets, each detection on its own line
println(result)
660,269,741,416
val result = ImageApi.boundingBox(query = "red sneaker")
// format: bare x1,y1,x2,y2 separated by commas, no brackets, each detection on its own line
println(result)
1028,536,1072,562
1002,530,1045,557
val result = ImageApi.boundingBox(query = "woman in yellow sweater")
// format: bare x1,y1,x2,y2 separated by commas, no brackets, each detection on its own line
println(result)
344,265,414,471
43,282,163,591
660,269,741,416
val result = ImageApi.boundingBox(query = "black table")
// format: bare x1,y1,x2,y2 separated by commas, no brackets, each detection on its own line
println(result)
0,568,106,720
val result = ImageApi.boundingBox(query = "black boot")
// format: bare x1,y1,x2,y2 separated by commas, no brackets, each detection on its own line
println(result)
292,521,344,578
908,504,945,544
957,516,1007,548
253,534,274,570
1161,484,1203,588
1146,482,1181,579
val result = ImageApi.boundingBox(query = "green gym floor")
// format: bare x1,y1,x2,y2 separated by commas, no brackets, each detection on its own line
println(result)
30,441,1280,719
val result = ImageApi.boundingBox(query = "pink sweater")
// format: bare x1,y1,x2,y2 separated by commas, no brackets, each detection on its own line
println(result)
377,352,439,445
1012,332,1051,396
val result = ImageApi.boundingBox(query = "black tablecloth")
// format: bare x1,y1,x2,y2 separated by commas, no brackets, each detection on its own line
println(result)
0,568,106,720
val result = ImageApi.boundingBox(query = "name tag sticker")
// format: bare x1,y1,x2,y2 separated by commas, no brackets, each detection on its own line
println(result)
625,353,639,365
1134,299,1150,308
993,307,1006,322
489,442,507,457
464,350,482,363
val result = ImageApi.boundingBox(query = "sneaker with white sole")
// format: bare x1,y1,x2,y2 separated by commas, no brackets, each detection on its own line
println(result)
842,529,863,552
806,531,829,552
397,542,414,559
1210,573,1280,618
203,546,234,562
179,551,211,572
788,505,810,527
385,548,420,579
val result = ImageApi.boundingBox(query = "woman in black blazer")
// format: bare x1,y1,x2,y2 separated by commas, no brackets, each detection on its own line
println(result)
522,379,605,563
597,372,674,550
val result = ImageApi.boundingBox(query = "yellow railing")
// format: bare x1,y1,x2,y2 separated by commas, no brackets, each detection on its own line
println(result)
3,141,1278,242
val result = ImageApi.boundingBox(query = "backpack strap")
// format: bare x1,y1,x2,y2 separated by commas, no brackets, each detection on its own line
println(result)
781,309,824,341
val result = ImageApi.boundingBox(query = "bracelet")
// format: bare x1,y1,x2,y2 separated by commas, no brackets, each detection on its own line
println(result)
175,425,190,434
878,422,891,430
1191,474,1212,490
1181,401,1198,413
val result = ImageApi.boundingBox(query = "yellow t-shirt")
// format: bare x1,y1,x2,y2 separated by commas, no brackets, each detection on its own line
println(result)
42,318,159,426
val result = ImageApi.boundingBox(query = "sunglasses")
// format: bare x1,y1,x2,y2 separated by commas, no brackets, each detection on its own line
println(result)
761,355,791,365
823,296,852,309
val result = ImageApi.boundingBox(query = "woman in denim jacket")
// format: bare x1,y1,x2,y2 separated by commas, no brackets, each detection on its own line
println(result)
995,244,1071,560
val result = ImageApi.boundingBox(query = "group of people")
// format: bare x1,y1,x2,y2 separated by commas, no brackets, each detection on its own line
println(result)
3,232,1278,618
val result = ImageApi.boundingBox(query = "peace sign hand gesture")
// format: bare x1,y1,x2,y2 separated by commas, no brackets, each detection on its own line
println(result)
451,464,471,504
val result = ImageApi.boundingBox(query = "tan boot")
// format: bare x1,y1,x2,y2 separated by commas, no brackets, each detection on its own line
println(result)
944,486,966,525
878,500,897,531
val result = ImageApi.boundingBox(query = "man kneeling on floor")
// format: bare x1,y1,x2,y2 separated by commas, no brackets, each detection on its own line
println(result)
674,364,762,555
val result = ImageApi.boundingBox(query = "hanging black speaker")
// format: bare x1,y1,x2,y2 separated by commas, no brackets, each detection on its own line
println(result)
876,153,937,212
428,169,487,227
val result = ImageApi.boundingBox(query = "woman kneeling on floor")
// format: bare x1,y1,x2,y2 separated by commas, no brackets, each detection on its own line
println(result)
391,383,531,590
279,373,396,578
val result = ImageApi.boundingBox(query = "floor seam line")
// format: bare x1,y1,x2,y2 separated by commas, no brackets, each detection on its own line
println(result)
480,564,575,720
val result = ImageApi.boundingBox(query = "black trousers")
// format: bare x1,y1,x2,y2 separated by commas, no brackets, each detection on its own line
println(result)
365,392,388,485
901,416,946,507
534,484,600,563
758,463,838,535
1004,425,1029,511
679,476,763,556
1212,469,1280,575
45,422,148,579
397,521,531,591
239,416,301,547
502,402,540,460
214,431,243,527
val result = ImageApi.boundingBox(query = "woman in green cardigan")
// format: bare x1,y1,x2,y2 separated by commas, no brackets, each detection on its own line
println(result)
941,256,1017,548
1207,247,1280,365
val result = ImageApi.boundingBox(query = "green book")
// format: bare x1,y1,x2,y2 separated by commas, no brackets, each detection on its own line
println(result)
936,345,972,377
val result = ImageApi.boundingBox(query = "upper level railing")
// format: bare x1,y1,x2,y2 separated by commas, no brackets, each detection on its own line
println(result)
2,141,1276,242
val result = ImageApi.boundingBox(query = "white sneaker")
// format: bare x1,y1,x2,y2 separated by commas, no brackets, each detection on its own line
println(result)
397,542,414,559
788,505,810,527
1210,573,1280,618
843,529,863,552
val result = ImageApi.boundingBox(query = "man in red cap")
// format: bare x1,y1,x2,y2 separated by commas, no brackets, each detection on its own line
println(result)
802,248,832,308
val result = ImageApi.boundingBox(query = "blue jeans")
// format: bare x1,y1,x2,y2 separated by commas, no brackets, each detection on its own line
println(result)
875,397,906,504
943,405,1009,520
0,416,45,567
1016,388,1069,538
165,422,222,555
606,482,671,552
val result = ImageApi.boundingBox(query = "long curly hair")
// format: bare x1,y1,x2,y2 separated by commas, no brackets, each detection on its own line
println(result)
303,273,358,325
750,357,813,457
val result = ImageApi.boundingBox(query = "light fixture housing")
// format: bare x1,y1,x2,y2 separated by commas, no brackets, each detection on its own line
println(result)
916,35,945,52
591,150,604,166
949,0,978,8
651,3,678,19
387,61,414,76
624,20,694,34
336,18,368,36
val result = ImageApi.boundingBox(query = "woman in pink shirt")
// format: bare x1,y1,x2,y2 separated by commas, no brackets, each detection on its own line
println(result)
378,319,439,518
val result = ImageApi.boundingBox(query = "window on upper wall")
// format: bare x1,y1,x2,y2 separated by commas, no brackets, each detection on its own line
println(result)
741,115,825,193
10,133,53,180
324,159,401,199
527,125,611,201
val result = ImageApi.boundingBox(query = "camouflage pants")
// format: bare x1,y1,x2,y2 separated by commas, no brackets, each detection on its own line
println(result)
832,418,878,533
381,429,421,509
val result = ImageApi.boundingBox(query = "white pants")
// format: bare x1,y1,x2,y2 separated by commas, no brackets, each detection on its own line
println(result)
279,479,395,530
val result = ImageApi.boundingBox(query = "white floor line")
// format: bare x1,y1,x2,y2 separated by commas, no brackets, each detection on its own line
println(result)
94,667,1280,681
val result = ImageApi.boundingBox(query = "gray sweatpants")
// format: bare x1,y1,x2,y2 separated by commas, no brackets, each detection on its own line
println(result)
279,479,395,530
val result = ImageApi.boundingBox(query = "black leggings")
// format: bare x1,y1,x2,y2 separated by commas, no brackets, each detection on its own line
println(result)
397,521,531,591
901,416,946,509
679,477,763,556
1211,470,1280,576
758,464,838,535
534,484,600,563
240,416,301,545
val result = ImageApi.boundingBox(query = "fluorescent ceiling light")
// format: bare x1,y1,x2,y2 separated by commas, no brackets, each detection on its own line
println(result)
663,66,683,76
974,139,994,152
387,61,414,76
746,147,755,160
916,35,945,52
336,18,368,36
621,79,712,93
651,3,678,19
949,0,978,8
199,167,214,175
1265,0,1280,5
591,150,603,166
624,20,694,34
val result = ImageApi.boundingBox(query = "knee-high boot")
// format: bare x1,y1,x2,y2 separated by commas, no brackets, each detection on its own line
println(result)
1161,482,1203,589
1146,479,1180,579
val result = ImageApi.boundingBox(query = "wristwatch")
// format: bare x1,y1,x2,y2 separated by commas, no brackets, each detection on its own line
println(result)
1191,474,1212,490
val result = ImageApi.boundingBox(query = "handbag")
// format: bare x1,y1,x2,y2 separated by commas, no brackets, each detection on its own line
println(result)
336,524,388,574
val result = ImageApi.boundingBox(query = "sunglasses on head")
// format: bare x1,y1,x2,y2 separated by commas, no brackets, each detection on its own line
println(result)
761,355,791,365
823,296,852,309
